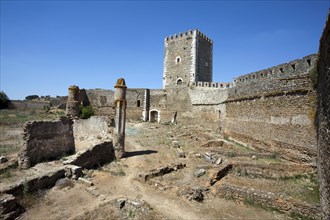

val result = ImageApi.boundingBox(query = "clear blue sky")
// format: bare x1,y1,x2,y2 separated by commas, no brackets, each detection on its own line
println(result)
1,0,329,100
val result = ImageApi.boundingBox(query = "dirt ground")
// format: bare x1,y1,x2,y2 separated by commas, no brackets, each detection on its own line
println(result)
0,110,319,219
18,123,303,219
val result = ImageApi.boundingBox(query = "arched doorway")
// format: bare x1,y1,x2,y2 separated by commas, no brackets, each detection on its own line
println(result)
177,78,183,85
149,110,160,123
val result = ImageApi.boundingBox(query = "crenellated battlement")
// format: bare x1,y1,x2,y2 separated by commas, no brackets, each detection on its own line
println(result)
165,29,213,44
190,81,232,89
234,54,317,85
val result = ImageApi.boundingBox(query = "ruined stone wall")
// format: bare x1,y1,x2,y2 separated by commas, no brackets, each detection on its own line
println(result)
11,100,51,110
316,10,330,219
188,86,228,122
218,184,321,219
85,89,114,108
189,86,228,105
73,116,113,141
18,118,75,168
222,55,318,164
149,89,166,110
166,87,192,112
148,90,166,122
126,89,146,121
11,96,67,111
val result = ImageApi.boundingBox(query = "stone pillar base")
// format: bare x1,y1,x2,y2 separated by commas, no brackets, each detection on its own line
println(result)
113,134,125,159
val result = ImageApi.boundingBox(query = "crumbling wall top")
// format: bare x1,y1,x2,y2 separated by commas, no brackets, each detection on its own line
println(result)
234,54,317,85
115,78,127,89
68,85,79,91
164,29,213,44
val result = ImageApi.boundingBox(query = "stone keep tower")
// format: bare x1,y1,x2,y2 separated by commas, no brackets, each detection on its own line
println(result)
163,29,213,89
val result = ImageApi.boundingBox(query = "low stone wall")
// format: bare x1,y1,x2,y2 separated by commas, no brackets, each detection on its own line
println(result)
18,118,75,169
11,100,50,110
218,183,321,219
73,116,113,141
2,166,66,196
0,194,25,220
64,142,115,169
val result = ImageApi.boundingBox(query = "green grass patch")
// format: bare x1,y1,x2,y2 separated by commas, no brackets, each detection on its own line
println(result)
23,177,30,196
309,63,318,89
224,151,237,157
128,209,135,219
0,109,59,125
256,154,282,164
157,138,172,147
1,168,12,178
244,197,279,213
280,174,320,204
290,212,318,220
0,144,21,155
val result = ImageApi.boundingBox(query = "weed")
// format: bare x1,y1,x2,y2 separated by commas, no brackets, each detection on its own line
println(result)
79,105,94,119
43,105,50,112
23,177,30,196
290,212,318,220
225,151,237,157
268,153,277,160
236,167,249,177
244,197,258,206
0,109,59,125
244,197,280,213
110,168,126,176
278,174,320,203
157,138,171,146
224,194,236,200
0,144,21,155
309,60,318,89
243,168,248,176
257,154,282,163
279,174,305,181
2,168,11,178
128,209,135,219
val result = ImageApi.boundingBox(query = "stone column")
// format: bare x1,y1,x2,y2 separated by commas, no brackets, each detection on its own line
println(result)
66,85,80,117
113,78,127,159
143,89,150,122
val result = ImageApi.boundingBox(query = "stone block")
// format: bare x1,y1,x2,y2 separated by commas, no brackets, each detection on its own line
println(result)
63,141,115,169
0,194,25,220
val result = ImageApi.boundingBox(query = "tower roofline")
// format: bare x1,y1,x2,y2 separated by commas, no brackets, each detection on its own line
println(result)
164,29,213,44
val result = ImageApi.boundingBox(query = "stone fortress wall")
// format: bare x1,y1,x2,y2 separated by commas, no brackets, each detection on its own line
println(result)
74,29,319,165
84,89,114,108
222,55,318,164
316,10,330,219
160,30,319,164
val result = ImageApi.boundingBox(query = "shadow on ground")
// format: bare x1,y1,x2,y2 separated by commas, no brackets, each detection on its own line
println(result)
125,150,158,158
